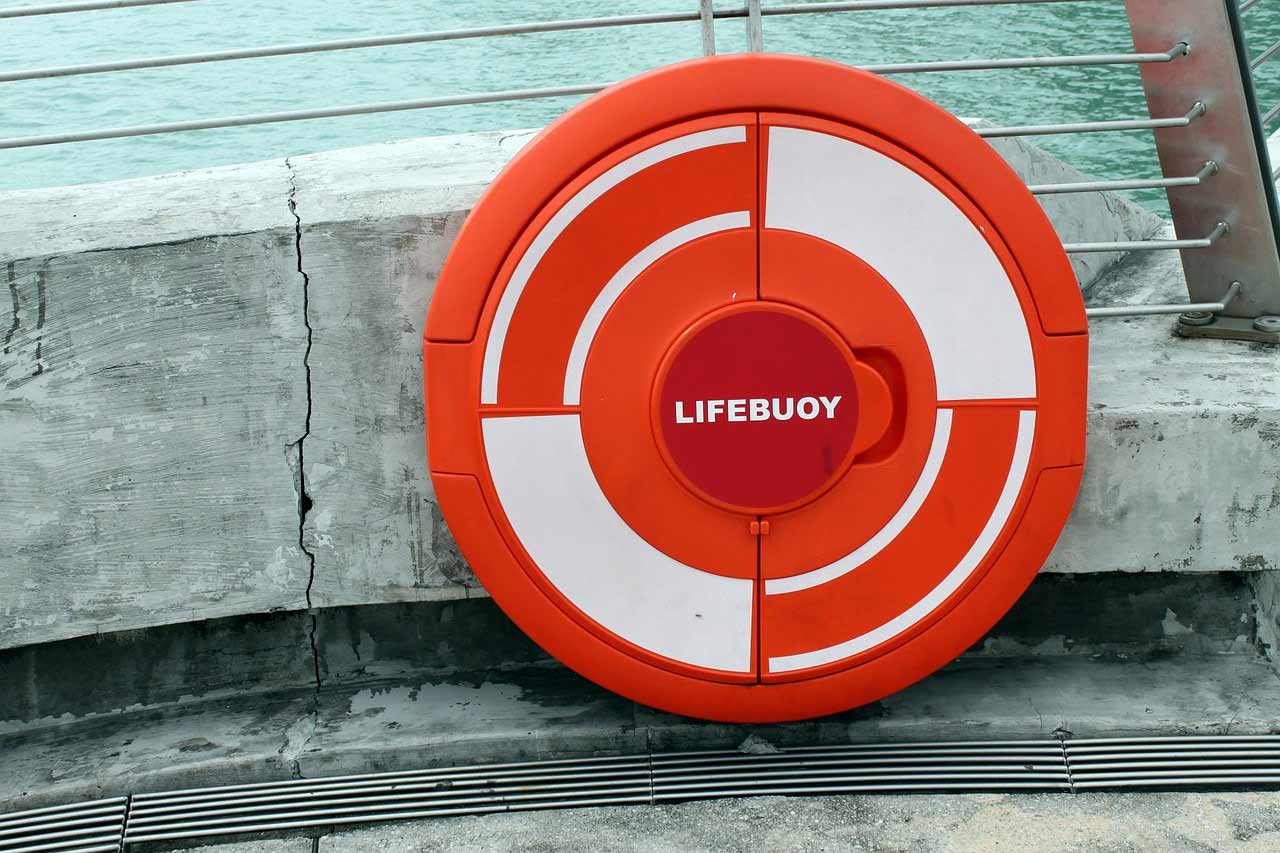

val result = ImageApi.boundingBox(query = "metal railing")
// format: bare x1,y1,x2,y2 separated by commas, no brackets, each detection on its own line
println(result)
2,0,1278,336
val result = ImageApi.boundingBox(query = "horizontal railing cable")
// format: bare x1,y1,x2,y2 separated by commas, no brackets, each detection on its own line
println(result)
0,93,1207,151
1085,282,1242,318
754,0,1107,14
0,37,1187,84
978,101,1206,138
865,44,1186,75
1030,160,1217,195
0,14,703,82
0,0,200,19
1064,220,1229,253
0,83,610,150
0,0,1106,25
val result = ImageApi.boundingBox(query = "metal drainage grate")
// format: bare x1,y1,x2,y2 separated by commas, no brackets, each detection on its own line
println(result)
117,741,1071,844
2,736,1279,850
122,754,654,844
0,797,127,853
650,741,1070,802
1066,735,1280,790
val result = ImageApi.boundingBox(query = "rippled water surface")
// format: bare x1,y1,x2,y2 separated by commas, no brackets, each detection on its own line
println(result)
2,0,1279,207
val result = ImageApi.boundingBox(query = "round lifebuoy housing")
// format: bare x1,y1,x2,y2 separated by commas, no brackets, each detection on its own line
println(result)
425,55,1087,723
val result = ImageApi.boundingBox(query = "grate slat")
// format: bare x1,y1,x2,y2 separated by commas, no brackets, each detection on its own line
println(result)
0,798,125,853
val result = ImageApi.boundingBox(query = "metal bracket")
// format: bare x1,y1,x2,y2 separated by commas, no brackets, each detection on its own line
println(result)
1126,0,1280,340
1176,314,1280,343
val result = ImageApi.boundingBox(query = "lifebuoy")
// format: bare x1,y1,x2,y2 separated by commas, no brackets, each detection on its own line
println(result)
426,55,1086,722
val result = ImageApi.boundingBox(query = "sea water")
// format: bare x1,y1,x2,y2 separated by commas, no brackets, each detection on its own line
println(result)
2,0,1278,208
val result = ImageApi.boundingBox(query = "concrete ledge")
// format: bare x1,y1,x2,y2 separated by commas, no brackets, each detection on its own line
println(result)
4,653,1278,815
1048,239,1280,575
0,572,1260,733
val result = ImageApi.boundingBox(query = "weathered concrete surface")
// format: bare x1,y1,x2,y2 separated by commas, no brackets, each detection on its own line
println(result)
0,609,319,733
0,158,310,650
1253,570,1280,665
0,160,293,261
183,841,311,853
1046,237,1280,575
0,125,1262,653
310,596,548,689
289,126,1159,609
0,687,316,814
5,653,1279,815
288,132,535,607
315,791,1280,853
1,573,1256,732
982,571,1257,657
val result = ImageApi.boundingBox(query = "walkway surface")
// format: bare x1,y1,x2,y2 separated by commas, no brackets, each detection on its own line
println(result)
188,791,1280,852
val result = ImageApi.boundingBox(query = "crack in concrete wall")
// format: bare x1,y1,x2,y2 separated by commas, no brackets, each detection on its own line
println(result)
287,156,323,699
0,129,1275,654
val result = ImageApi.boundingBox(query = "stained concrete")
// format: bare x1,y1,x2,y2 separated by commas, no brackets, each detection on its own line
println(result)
0,122,1269,650
1047,237,1280,576
181,842,311,853
0,230,310,651
982,572,1257,657
0,123,1183,652
1252,571,1280,665
295,211,476,605
0,159,293,261
287,123,1161,612
313,791,1280,853
0,609,319,731
0,572,1257,732
287,132,538,608
0,687,316,814
5,653,1279,816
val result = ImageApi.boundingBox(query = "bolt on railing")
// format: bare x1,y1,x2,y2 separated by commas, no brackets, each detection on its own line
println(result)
1,0,1277,337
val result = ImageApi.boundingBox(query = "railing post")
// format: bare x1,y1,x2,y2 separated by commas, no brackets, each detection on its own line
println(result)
1125,0,1280,342
699,0,716,56
745,0,763,53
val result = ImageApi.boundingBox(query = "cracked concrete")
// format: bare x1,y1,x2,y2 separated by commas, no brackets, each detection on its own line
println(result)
0,126,1275,655
0,155,309,651
285,156,323,701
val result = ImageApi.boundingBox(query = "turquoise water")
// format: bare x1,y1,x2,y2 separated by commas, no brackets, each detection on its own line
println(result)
2,0,1279,202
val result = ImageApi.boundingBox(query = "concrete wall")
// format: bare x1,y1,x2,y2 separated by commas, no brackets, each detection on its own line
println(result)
1,161,312,648
0,572,1258,732
1,126,1274,653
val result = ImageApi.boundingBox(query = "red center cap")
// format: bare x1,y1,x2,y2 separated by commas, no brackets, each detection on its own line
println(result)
655,304,861,513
